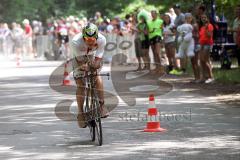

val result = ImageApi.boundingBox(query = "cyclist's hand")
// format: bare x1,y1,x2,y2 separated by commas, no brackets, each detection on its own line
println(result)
79,63,89,71
89,61,98,70
90,59,101,70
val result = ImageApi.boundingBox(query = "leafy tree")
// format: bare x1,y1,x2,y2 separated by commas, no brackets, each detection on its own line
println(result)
0,0,239,24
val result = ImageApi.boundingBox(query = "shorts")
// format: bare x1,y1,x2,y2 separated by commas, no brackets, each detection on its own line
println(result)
24,37,32,48
134,38,143,58
72,55,102,80
200,45,212,52
149,36,162,45
164,41,175,49
58,33,69,44
194,44,201,53
13,38,23,48
141,39,150,49
176,41,195,58
33,37,37,49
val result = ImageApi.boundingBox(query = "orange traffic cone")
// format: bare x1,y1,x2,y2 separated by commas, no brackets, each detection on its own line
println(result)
62,61,71,86
143,94,166,132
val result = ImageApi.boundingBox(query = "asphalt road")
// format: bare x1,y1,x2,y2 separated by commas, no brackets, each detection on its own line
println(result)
0,57,239,160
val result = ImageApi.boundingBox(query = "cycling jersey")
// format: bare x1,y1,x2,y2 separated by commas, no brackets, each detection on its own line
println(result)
71,32,106,59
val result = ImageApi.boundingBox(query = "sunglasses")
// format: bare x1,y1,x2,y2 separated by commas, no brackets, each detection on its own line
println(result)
84,37,97,44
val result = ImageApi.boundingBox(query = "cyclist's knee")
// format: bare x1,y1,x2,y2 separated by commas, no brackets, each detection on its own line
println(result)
99,99,104,105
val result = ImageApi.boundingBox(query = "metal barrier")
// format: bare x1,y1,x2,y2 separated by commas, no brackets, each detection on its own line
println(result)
39,33,138,63
102,33,137,64
36,35,53,58
0,33,139,63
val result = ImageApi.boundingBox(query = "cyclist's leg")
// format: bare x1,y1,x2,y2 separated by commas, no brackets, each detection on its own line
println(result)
95,76,109,118
73,57,87,128
75,79,87,128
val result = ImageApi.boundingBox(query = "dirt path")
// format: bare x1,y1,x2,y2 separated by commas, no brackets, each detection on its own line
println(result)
162,74,240,106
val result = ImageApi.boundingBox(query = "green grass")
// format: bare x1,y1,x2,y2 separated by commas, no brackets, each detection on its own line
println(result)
213,68,240,84
185,58,240,84
175,58,240,84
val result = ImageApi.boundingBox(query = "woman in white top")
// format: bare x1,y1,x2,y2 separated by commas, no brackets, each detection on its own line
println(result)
163,13,176,72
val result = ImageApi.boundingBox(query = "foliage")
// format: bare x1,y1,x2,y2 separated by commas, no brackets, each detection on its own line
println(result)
0,0,239,24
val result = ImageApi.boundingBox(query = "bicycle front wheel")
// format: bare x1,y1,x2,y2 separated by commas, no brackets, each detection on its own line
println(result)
85,85,96,142
89,120,95,141
93,92,103,146
95,116,102,146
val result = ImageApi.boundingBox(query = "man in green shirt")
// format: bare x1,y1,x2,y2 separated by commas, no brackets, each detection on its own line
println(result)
147,10,164,74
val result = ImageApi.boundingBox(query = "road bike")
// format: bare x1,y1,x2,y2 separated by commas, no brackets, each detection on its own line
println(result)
83,58,109,146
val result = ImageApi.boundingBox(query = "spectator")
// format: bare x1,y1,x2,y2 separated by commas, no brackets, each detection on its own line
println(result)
232,5,240,66
2,23,12,56
195,4,206,27
95,11,104,26
32,20,42,57
98,19,108,33
0,23,4,54
199,14,214,83
68,21,80,37
136,11,150,70
175,13,195,76
22,19,34,57
106,19,114,33
121,20,131,34
112,16,122,36
173,4,185,28
172,4,186,74
185,13,201,83
148,10,164,74
168,8,177,25
192,14,201,83
11,23,24,59
163,13,176,73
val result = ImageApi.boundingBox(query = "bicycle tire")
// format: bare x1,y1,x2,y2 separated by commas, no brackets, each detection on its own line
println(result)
85,85,95,142
89,120,95,141
95,116,102,146
93,91,103,146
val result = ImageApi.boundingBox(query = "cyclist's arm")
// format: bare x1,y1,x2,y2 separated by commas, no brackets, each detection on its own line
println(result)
71,42,87,70
92,36,106,69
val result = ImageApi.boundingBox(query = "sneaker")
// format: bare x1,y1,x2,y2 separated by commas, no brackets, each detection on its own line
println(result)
77,113,87,128
167,65,173,73
205,78,215,84
189,79,197,83
194,79,202,83
169,69,183,75
190,79,202,84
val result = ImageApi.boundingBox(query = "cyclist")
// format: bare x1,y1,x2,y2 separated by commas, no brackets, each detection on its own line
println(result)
147,10,164,74
56,23,70,59
71,23,109,128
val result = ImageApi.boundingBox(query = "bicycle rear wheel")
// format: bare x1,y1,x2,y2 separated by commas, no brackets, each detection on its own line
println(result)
93,92,103,146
